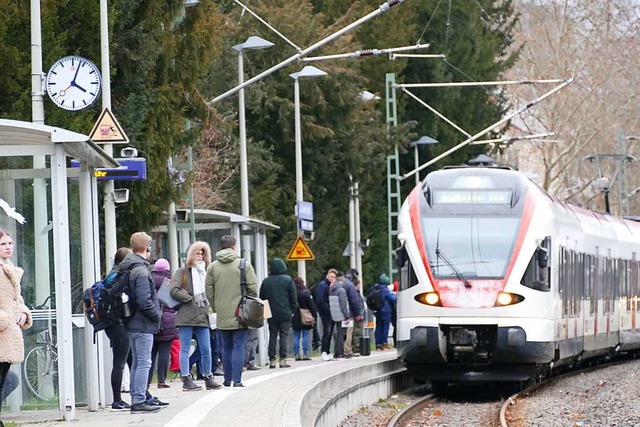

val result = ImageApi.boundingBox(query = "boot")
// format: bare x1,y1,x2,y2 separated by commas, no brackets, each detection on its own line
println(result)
181,375,202,391
204,374,223,390
279,358,291,368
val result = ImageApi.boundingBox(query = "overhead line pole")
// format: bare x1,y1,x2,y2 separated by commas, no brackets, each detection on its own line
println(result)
207,0,408,105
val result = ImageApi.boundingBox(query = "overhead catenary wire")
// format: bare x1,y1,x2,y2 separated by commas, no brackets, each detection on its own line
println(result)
397,78,574,181
233,0,300,51
208,0,408,106
301,43,430,62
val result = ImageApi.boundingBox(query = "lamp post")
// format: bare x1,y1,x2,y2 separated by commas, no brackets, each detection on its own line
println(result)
410,135,439,186
233,36,274,219
290,65,327,283
232,36,273,259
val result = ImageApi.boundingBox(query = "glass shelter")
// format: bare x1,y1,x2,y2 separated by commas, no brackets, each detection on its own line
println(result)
0,119,118,420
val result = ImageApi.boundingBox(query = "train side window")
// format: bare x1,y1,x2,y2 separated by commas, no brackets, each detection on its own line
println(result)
521,238,551,292
397,245,418,291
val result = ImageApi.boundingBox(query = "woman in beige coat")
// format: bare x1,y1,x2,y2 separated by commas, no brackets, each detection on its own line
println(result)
0,229,32,426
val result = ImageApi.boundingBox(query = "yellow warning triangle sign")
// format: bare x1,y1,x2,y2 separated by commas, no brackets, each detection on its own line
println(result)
89,107,129,144
287,236,315,261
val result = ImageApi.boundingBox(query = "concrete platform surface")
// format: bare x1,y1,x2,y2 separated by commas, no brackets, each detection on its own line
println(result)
3,350,398,427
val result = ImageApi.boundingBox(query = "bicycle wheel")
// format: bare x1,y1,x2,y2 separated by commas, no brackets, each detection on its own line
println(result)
23,345,59,401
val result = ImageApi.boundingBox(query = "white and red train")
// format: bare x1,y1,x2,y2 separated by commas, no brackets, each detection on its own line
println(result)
395,165,640,388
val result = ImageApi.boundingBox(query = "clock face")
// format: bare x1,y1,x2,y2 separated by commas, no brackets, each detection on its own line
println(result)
46,56,102,111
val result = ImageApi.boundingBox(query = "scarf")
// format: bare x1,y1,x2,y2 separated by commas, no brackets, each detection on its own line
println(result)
191,261,209,309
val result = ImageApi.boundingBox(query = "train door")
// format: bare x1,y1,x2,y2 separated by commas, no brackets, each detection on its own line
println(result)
583,254,596,351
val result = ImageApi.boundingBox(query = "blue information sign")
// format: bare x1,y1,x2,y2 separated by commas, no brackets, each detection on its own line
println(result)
71,158,147,181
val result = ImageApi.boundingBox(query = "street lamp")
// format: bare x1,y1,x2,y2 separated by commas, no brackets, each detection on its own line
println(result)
233,36,274,220
233,36,273,260
410,135,439,186
290,65,327,283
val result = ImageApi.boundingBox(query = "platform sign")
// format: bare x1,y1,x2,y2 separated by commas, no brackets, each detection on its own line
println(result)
295,201,314,221
89,107,129,144
287,236,315,261
298,219,314,232
71,158,147,181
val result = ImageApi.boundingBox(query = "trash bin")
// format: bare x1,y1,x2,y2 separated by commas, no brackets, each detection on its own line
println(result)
359,336,371,356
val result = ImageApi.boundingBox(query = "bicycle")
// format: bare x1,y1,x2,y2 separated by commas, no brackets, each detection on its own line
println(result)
23,294,59,401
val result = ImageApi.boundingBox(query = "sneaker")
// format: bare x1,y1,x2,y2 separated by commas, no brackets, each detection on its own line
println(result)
130,402,161,414
279,359,291,368
233,382,245,388
223,381,231,387
269,360,276,369
302,357,312,361
111,400,131,411
147,397,169,407
247,365,261,371
157,382,170,389
213,369,224,376
295,357,302,361
321,352,331,361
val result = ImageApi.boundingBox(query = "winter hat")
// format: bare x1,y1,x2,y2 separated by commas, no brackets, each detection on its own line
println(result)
154,258,170,272
346,268,359,281
378,273,390,285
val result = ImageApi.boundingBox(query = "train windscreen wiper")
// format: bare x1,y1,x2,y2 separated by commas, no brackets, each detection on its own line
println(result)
435,247,472,289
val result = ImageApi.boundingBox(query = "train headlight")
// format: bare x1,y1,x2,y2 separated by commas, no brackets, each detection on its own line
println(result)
495,292,524,306
415,292,441,306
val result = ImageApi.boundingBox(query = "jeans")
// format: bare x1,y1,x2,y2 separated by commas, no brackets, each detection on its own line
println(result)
219,329,248,384
190,329,220,375
244,328,258,367
293,329,310,358
375,313,392,347
333,322,345,358
179,326,211,376
105,324,131,403
320,315,334,354
149,340,172,384
129,332,154,405
268,320,291,361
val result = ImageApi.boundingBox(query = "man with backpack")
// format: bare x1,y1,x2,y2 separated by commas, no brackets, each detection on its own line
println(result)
120,232,163,413
368,273,397,350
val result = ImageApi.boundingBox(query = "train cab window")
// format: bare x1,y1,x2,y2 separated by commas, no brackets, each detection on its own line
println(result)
520,238,550,292
397,245,418,291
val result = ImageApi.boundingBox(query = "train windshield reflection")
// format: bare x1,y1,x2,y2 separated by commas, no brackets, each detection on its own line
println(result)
422,216,520,279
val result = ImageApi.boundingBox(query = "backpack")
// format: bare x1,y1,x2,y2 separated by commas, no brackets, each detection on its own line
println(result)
234,259,264,329
83,266,135,337
366,286,385,312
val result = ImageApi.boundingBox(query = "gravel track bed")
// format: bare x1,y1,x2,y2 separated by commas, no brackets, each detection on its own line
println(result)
338,389,501,427
507,359,640,427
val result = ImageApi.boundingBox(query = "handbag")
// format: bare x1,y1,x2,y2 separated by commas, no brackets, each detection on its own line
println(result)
299,307,315,326
157,270,186,310
235,259,264,329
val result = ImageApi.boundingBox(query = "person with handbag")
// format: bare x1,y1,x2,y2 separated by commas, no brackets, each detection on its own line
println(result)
149,258,178,389
205,235,258,388
259,258,297,369
169,241,222,392
291,276,317,361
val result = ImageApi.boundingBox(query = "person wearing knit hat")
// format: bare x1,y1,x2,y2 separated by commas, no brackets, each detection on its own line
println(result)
369,273,396,350
150,258,179,390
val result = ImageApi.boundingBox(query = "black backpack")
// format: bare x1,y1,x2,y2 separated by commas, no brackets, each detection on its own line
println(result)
83,266,135,338
366,286,385,312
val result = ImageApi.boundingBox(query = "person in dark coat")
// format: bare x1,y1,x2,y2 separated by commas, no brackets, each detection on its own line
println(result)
315,268,337,361
259,258,297,368
149,258,179,389
292,276,317,360
372,273,397,350
120,232,163,413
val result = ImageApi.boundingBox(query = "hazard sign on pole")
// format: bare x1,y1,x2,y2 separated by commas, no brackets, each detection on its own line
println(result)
89,107,129,144
287,236,315,261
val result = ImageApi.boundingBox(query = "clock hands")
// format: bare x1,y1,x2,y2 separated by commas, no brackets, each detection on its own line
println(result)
70,60,87,93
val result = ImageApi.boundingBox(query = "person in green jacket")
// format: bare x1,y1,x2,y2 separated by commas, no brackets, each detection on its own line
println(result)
205,235,258,388
259,258,297,369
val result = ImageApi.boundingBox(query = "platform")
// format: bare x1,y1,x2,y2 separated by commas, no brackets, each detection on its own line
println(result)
4,350,400,427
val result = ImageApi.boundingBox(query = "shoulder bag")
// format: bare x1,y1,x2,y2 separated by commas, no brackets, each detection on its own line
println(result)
157,270,186,310
299,307,315,326
235,259,264,329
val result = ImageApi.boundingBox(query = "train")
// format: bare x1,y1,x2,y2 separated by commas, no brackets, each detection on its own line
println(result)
394,164,640,390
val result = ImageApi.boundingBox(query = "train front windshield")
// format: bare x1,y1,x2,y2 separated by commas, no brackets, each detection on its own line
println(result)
423,216,519,279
